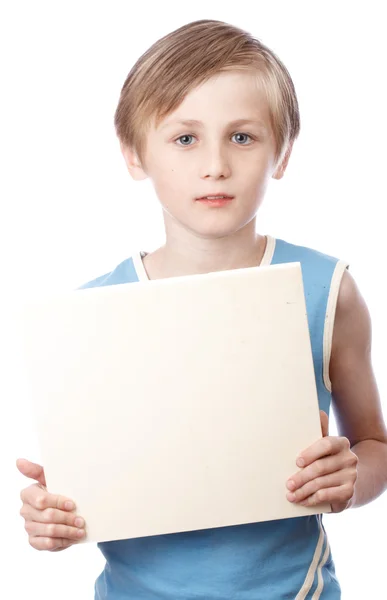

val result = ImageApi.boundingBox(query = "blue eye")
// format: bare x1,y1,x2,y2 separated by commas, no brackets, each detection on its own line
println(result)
175,135,195,146
232,133,253,145
174,132,254,146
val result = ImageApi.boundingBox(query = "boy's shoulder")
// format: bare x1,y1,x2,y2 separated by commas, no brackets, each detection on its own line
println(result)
272,237,349,290
76,254,140,290
274,237,342,265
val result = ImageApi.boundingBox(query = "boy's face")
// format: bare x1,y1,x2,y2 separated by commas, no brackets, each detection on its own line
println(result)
121,70,292,239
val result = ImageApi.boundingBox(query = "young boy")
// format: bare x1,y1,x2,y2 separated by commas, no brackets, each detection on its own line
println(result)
17,19,387,599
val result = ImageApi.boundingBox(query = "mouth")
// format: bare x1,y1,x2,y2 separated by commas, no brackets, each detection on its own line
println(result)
196,194,234,207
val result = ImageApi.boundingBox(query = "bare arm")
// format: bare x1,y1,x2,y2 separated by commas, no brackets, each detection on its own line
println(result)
286,268,387,512
330,269,387,508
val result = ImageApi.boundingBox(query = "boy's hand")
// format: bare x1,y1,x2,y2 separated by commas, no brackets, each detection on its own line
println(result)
17,458,86,551
286,411,358,513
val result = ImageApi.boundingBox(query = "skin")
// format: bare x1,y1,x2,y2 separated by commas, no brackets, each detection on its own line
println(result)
17,69,387,551
287,271,387,512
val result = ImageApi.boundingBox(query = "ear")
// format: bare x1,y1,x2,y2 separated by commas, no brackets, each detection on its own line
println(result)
272,142,294,180
120,141,148,181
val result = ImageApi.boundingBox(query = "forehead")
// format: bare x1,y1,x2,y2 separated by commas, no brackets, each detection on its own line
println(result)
157,70,271,131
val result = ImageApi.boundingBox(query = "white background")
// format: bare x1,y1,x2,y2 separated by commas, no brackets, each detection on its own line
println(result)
1,1,386,598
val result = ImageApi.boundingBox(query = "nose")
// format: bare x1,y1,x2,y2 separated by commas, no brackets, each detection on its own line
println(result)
200,143,231,180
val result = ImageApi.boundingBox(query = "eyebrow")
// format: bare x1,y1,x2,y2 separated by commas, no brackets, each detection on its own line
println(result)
160,118,268,131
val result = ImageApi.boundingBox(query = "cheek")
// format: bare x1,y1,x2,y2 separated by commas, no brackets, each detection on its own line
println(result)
151,171,185,208
245,161,272,188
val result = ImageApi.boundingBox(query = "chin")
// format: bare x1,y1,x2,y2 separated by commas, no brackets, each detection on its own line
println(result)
166,205,258,239
186,220,250,240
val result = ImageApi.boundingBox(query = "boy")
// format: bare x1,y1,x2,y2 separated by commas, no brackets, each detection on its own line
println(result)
17,19,387,599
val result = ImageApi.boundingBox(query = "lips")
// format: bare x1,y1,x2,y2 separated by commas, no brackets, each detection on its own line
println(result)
196,194,234,200
196,196,234,207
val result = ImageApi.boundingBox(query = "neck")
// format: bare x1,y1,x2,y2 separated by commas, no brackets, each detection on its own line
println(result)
143,219,267,280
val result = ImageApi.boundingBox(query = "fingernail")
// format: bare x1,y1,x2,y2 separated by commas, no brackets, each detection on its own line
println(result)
65,501,75,511
287,492,296,502
287,480,296,491
77,529,85,537
75,517,84,528
297,458,305,468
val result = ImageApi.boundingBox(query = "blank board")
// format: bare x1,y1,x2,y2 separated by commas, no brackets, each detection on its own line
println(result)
19,261,330,543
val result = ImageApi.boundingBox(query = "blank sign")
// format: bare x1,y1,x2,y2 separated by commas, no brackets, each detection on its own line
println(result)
20,261,330,543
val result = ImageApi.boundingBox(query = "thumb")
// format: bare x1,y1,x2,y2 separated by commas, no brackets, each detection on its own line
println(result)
16,458,46,487
320,410,329,437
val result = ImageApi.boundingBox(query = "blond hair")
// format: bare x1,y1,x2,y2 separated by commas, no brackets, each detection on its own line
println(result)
114,19,300,169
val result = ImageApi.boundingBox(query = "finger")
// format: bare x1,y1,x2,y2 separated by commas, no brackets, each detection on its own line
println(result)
286,468,356,503
20,504,85,528
24,520,86,541
298,484,353,507
16,459,46,487
28,536,80,552
288,450,356,491
319,411,329,437
20,483,76,512
51,541,78,552
296,436,350,468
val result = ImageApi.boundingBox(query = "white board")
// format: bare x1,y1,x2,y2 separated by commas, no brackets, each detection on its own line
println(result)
19,261,330,543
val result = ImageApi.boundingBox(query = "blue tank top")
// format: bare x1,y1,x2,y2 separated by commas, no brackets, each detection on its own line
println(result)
77,236,348,599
